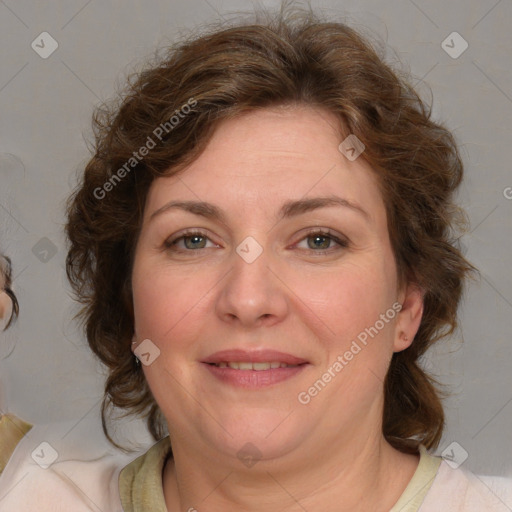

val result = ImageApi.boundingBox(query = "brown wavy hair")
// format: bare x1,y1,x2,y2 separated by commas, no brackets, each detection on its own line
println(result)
65,4,477,453
1,254,19,331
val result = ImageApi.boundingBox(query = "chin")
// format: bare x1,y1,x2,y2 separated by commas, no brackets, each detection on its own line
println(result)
195,409,308,464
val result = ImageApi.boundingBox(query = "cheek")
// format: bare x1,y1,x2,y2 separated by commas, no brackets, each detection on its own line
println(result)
291,257,396,345
132,262,214,346
292,264,397,409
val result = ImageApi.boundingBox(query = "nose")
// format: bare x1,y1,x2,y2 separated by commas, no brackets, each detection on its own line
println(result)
215,241,289,328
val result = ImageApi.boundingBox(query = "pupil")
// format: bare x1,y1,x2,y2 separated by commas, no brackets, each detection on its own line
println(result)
310,235,329,249
186,236,204,249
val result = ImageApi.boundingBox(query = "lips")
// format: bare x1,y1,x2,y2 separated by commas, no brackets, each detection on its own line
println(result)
202,349,308,366
201,349,310,388
212,361,298,370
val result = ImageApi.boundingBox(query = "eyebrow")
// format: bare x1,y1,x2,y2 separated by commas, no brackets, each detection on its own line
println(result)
149,196,370,224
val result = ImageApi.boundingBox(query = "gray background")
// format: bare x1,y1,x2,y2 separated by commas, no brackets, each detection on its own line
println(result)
0,0,511,476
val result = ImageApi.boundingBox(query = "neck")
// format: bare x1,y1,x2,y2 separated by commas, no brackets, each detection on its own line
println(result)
163,429,419,512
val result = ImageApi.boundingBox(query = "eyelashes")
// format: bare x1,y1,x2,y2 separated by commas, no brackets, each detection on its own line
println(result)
295,230,349,253
164,228,349,256
164,230,217,252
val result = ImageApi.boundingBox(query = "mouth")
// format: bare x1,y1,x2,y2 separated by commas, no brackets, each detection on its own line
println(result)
207,361,302,370
201,349,309,388
202,348,308,366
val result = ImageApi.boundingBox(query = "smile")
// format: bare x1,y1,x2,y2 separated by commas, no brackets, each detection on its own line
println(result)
209,362,300,370
203,361,308,388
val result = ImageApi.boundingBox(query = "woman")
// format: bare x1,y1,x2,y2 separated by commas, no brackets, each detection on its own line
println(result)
41,5,511,511
0,253,32,476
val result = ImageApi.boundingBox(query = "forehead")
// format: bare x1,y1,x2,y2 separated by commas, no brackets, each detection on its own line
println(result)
145,106,386,225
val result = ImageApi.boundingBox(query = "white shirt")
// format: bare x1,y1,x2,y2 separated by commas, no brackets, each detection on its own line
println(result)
1,425,511,511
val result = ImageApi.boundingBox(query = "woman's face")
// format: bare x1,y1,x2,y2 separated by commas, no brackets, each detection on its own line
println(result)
131,106,423,464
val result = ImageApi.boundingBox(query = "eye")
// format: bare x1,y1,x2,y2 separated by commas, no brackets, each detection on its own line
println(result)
164,228,349,256
164,230,218,252
294,229,348,255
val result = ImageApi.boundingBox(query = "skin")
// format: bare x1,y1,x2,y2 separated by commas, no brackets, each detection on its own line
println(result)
131,105,425,512
0,266,12,332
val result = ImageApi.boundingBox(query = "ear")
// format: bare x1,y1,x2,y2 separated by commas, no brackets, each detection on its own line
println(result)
393,282,424,353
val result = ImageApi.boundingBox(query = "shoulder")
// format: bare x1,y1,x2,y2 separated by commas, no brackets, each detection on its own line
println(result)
419,460,512,511
119,437,171,512
0,414,32,476
0,420,139,512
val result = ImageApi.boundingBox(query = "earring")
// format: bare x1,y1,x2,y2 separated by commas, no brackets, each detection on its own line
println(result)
403,335,409,342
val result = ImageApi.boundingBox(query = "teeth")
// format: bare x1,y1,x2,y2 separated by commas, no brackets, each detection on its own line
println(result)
215,361,299,371
253,362,271,371
235,362,253,370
